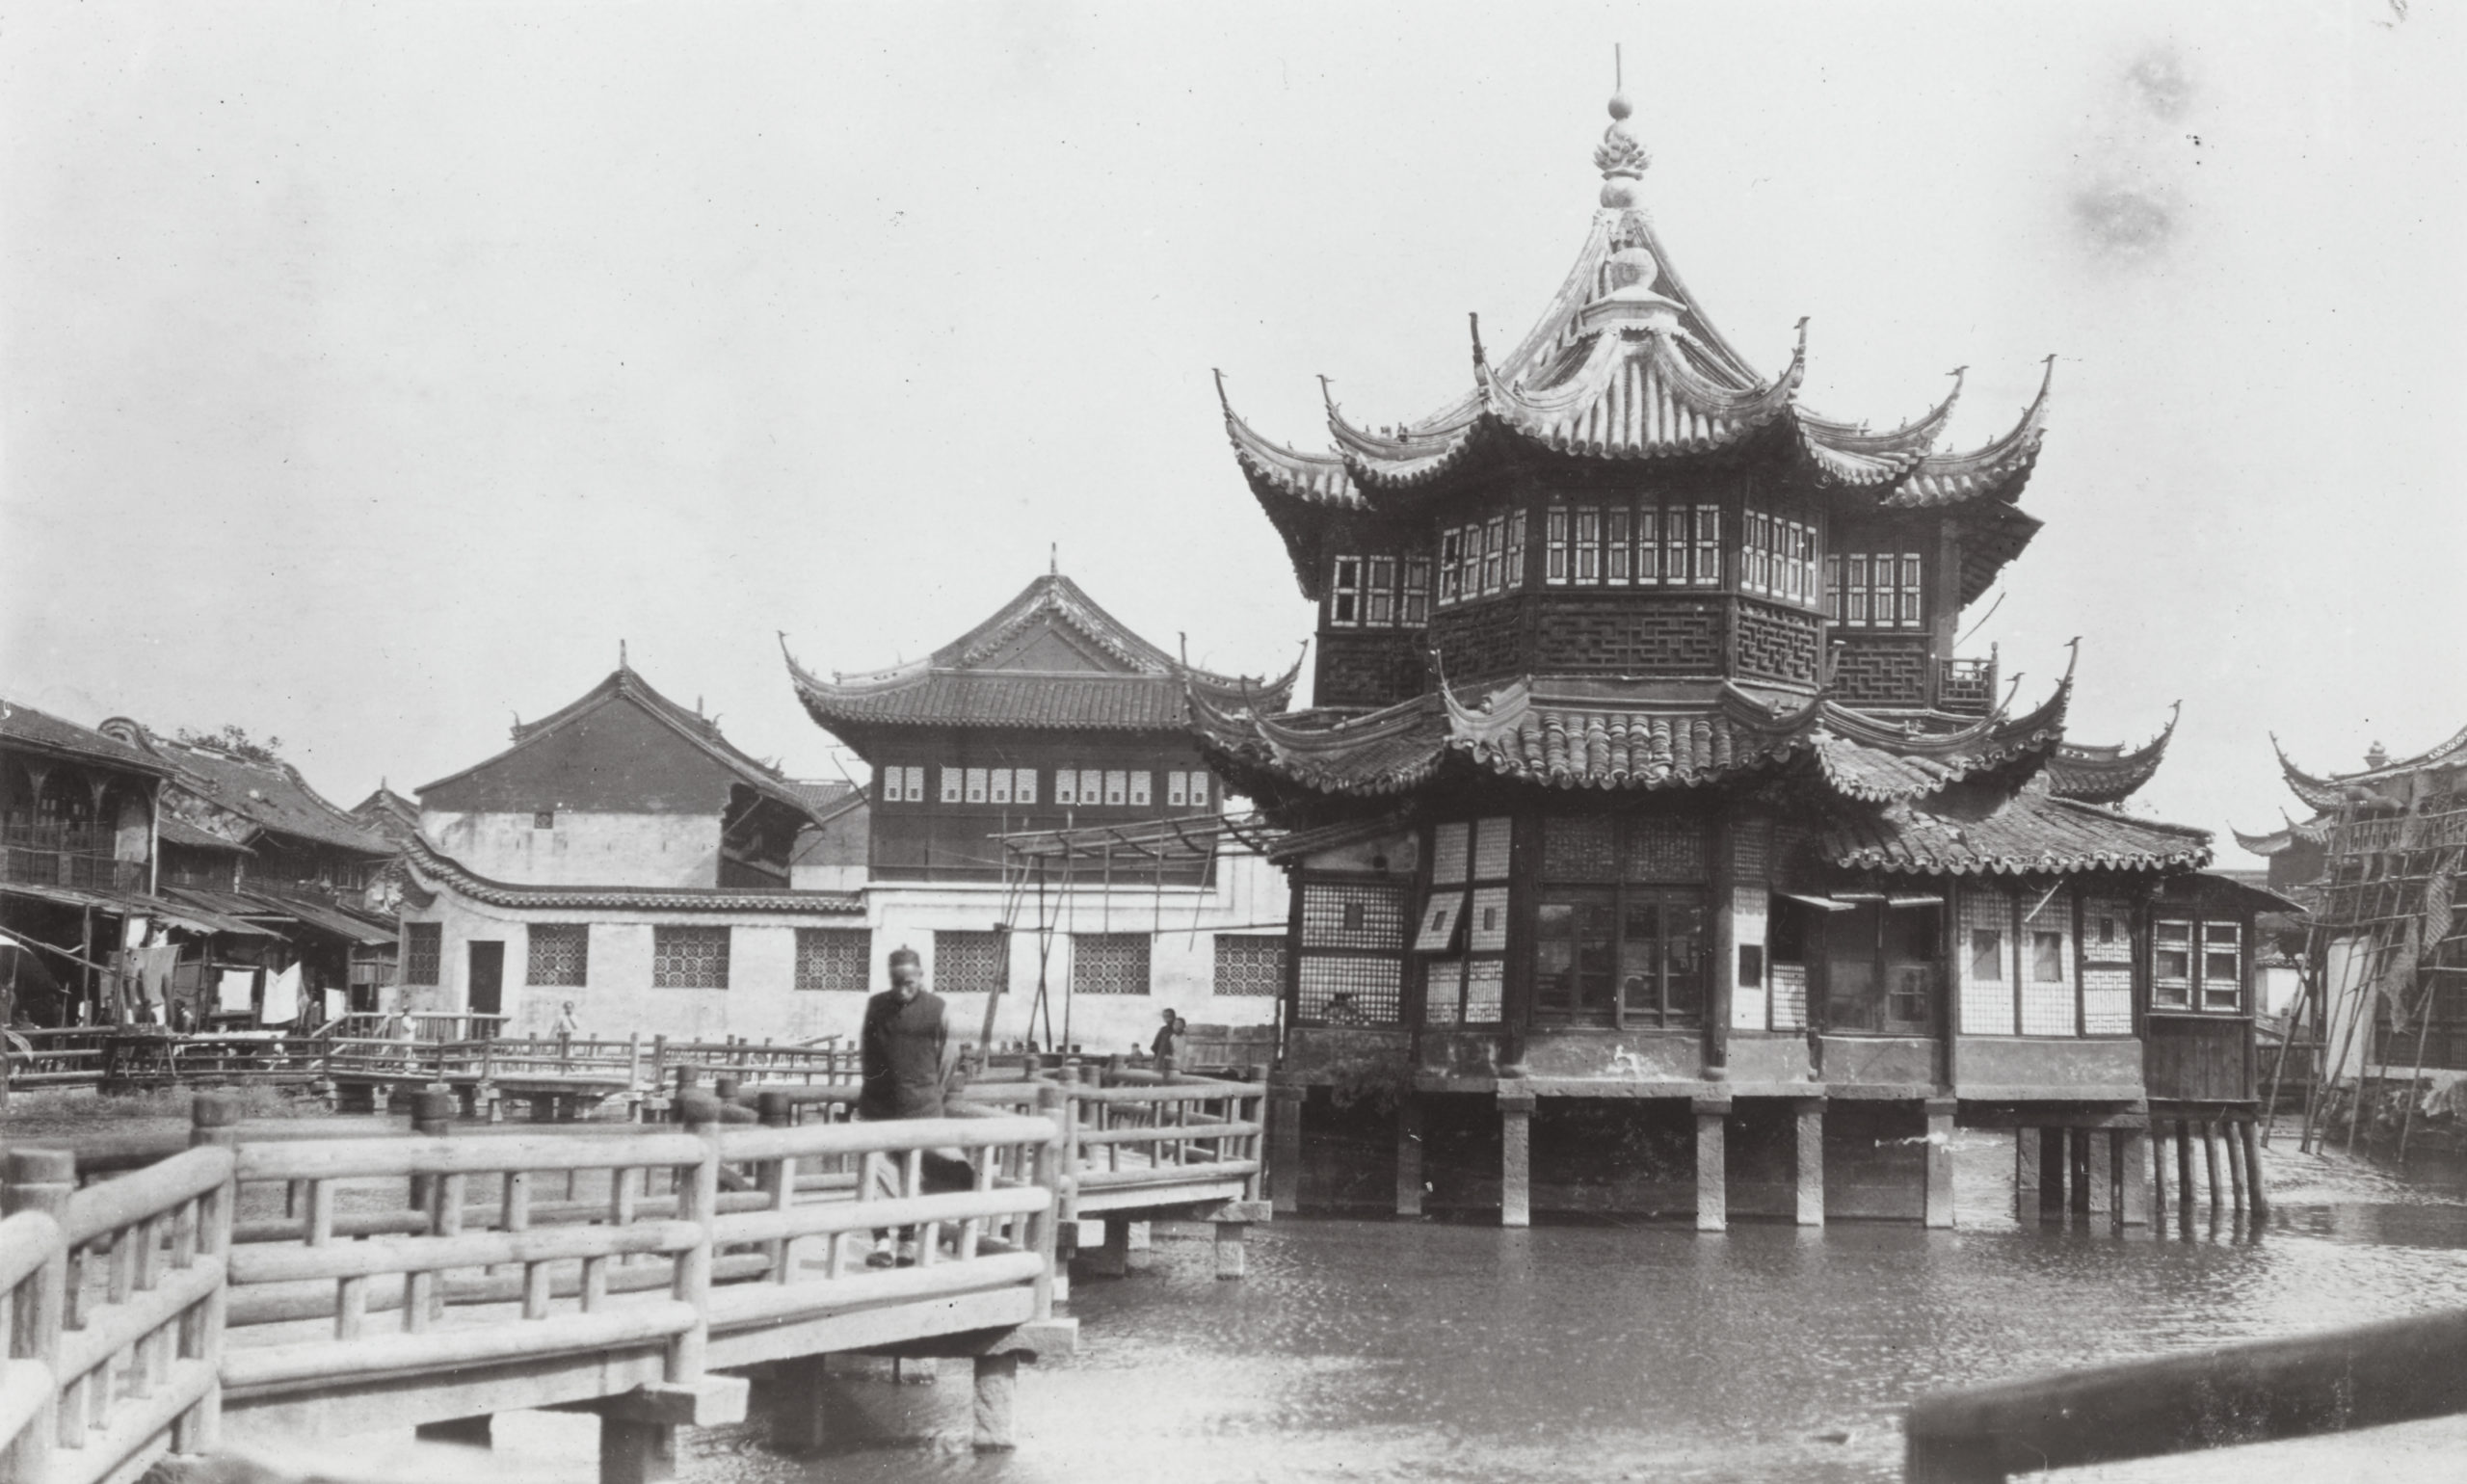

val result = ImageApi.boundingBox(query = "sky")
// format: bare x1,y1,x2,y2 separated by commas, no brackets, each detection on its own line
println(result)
3,0,2460,861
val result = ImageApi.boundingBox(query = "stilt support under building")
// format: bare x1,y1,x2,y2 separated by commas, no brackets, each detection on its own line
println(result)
1693,1098,1728,1232
1499,1084,1534,1229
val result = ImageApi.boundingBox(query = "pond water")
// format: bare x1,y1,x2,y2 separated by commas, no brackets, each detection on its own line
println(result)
425,1129,2467,1484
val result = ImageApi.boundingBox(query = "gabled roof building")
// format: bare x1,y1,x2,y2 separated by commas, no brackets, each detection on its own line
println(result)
1206,81,2261,1228
784,570,1297,1053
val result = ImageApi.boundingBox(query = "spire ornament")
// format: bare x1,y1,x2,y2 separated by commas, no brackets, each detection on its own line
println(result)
1595,48,1649,208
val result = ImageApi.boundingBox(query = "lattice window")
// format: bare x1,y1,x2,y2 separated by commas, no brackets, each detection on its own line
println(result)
1543,815,1617,880
881,766,924,804
1055,770,1077,806
941,769,964,804
1471,815,1513,881
1624,817,1708,882
1692,505,1722,585
1072,933,1150,995
2201,923,2242,1011
794,928,871,992
403,922,441,985
1014,768,1038,805
1212,934,1284,996
1129,772,1151,807
1402,557,1431,623
1298,955,1400,1024
1959,890,2015,1034
935,930,1009,994
1575,505,1602,585
966,768,989,804
1464,959,1504,1022
2082,898,2132,963
652,926,730,990
991,769,1012,804
1080,769,1104,806
1414,892,1467,952
1425,960,1465,1022
2153,919,2193,1009
1770,962,1810,1030
1468,887,1510,952
526,924,589,987
2082,967,2133,1035
1366,556,1396,626
1331,555,1363,626
1545,507,1569,585
1431,821,1471,885
1479,516,1505,595
1439,527,1464,605
1506,510,1527,587
1301,882,1408,950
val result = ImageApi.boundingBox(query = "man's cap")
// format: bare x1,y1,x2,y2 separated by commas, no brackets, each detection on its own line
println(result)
888,945,920,967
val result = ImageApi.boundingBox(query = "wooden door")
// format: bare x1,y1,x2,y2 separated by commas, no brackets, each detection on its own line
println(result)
466,940,505,1034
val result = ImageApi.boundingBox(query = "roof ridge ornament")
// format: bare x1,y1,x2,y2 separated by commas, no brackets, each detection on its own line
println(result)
1594,48,1649,208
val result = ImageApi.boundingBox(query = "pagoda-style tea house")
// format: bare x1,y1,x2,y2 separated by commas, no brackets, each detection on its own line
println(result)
1201,85,2269,1228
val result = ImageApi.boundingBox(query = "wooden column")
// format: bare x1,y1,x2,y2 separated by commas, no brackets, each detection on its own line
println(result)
2225,1119,2249,1210
1085,1218,1129,1279
2113,1128,2151,1230
2068,1129,2093,1216
1268,1076,1305,1215
1792,1099,1824,1227
2174,1119,2197,1223
1923,1100,1956,1230
2241,1118,2268,1218
1395,1096,1424,1218
1499,1083,1535,1229
972,1353,1020,1452
1693,1097,1729,1232
2150,1122,2170,1220
2201,1121,2224,1211
2014,1130,2042,1224
1706,817,1735,1079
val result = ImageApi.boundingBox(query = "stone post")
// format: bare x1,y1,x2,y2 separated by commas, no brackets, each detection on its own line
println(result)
1499,1083,1535,1229
1693,1098,1730,1232
972,1353,1020,1451
1923,1099,1956,1230
2068,1128,2093,1216
2112,1127,2152,1230
1791,1098,1824,1227
2037,1127,2066,1220
1394,1095,1424,1218
1267,1073,1305,1215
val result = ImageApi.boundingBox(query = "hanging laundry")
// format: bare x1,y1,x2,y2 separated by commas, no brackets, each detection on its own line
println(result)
261,964,302,1024
132,945,179,1007
217,968,255,1015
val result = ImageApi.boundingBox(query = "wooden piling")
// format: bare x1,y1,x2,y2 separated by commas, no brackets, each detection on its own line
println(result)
2201,1121,2223,1211
1693,1098,1728,1233
1267,1075,1304,1216
2113,1128,2151,1230
1499,1084,1534,1229
767,1355,830,1454
2240,1117,2268,1218
2225,1118,2248,1210
2068,1129,2092,1217
2174,1120,2196,1220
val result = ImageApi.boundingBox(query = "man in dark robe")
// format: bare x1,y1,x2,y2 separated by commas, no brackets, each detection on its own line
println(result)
859,945,968,1264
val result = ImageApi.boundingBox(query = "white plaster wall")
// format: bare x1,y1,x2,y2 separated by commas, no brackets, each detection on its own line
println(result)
422,810,721,888
396,848,1287,1052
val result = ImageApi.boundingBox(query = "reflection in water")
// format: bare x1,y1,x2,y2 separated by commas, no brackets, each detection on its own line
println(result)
464,1134,2467,1484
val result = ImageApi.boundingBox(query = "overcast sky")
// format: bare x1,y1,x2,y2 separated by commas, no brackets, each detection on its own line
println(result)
4,1,2459,858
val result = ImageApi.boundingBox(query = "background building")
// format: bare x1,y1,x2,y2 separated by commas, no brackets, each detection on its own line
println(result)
786,570,1297,1054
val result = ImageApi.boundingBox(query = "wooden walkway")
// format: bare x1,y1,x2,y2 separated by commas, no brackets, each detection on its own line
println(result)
0,1071,1270,1483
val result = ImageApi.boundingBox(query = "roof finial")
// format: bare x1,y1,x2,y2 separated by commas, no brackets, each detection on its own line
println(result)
1596,44,1649,208
1049,543,1057,576
620,639,628,671
1468,311,1488,371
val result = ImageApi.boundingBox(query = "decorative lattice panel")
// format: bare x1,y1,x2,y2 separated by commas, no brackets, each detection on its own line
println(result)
2019,898,2075,1037
1733,819,1773,884
1625,817,1709,883
1734,600,1821,684
1769,962,1810,1030
526,924,589,988
2082,967,2133,1035
2081,897,2134,964
1430,822,1471,885
1467,888,1510,952
1301,882,1407,950
651,926,730,990
1471,817,1514,881
1297,955,1400,1024
1958,891,2014,1034
1832,635,1932,707
937,931,1012,995
1463,960,1504,1023
1423,960,1464,1022
1428,600,1525,678
794,928,871,992
1534,596,1723,674
1071,934,1151,995
1212,934,1285,997
1542,816,1616,881
403,923,441,985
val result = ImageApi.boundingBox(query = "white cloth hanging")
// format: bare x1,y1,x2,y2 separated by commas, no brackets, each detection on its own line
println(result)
260,964,302,1023
217,968,255,1014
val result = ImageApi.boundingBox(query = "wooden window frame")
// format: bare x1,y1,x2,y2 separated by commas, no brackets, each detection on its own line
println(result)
1574,506,1602,585
1366,555,1396,626
1330,554,1363,627
1402,556,1432,623
1439,528,1465,605
1544,506,1569,586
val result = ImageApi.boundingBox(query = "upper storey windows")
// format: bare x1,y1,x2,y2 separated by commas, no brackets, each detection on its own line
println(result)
1740,510,1820,607
1437,513,1525,608
1328,554,1432,628
1544,501,1722,590
1825,551,1925,629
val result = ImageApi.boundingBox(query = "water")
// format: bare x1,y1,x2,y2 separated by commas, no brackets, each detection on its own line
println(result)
427,1130,2467,1483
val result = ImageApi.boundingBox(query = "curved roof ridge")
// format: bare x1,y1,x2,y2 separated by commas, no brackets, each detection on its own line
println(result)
2048,700,2179,805
1794,365,1965,486
1887,357,2054,509
405,833,863,915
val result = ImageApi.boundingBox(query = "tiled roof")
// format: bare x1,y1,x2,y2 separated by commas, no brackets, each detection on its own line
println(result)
1817,789,2213,877
2275,722,2467,812
419,667,823,824
2045,703,2178,806
121,729,393,858
1192,671,2073,803
158,816,251,853
403,834,864,915
787,572,1301,743
0,699,171,776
